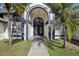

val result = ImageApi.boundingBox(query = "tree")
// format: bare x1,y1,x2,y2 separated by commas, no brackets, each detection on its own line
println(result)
5,3,27,45
49,3,79,47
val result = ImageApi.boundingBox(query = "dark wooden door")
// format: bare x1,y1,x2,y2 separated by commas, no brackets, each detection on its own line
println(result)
33,17,44,36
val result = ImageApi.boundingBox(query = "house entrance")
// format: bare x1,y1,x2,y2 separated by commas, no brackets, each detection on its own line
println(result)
33,17,44,36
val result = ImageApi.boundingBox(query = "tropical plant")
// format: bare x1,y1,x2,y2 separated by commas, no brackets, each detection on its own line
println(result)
5,3,27,45
48,3,79,47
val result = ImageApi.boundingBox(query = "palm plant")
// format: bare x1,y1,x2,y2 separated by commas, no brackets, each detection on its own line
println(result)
49,3,79,47
5,3,27,45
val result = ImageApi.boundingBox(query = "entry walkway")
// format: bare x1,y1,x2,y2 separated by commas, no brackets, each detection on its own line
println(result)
28,41,49,56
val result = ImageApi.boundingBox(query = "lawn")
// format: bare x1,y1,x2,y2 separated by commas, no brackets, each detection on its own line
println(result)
0,39,32,56
43,39,79,56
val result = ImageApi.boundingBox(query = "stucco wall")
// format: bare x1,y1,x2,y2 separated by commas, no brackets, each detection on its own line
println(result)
0,22,5,34
28,24,33,40
44,25,48,38
0,22,8,40
73,31,79,40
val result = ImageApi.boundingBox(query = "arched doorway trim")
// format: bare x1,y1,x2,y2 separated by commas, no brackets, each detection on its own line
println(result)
27,3,51,21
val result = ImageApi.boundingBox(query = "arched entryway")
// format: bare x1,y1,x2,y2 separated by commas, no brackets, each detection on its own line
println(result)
33,17,44,36
24,3,54,40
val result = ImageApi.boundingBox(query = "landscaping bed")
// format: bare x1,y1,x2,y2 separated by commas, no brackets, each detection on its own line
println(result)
0,39,32,56
43,39,79,56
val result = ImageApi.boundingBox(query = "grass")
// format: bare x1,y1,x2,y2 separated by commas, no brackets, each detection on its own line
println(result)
43,39,79,56
0,39,32,56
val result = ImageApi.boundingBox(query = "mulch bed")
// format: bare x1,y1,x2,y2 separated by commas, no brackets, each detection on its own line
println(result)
67,39,79,51
70,39,79,46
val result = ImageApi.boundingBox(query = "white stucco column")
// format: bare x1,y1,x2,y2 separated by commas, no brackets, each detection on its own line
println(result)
49,13,55,40
23,11,27,41
24,24,26,41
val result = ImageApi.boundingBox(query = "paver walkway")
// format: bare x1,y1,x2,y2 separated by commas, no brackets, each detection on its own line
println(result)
28,41,49,56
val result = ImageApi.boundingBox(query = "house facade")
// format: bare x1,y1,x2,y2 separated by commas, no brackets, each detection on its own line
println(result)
20,3,55,40
0,3,55,40
0,3,79,41
9,3,55,40
0,3,12,40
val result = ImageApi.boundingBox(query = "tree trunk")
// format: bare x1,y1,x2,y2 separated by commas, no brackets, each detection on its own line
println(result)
7,11,12,45
53,24,55,40
26,22,28,40
62,23,67,48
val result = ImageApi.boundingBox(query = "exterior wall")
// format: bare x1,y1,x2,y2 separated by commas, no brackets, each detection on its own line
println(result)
0,14,12,40
73,31,79,40
44,25,48,38
28,24,33,40
2,26,9,39
0,22,5,40
3,14,8,21
0,22,8,40
0,22,5,34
